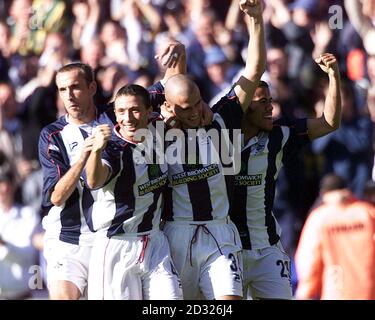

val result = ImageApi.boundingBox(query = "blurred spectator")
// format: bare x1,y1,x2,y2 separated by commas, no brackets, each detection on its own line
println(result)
158,1,194,47
18,32,70,103
96,63,129,102
8,0,33,56
0,21,11,81
99,20,129,67
263,46,305,119
344,0,375,56
80,37,108,105
266,0,315,82
0,82,23,155
204,45,241,103
0,160,40,299
295,173,375,300
71,0,100,51
312,79,373,197
111,0,161,70
30,0,66,55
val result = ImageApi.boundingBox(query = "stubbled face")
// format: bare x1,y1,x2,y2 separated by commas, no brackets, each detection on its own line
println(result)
56,69,96,124
114,95,151,142
245,86,274,132
169,86,203,129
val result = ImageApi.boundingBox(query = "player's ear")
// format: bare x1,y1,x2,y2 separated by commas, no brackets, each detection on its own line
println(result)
89,81,97,96
164,101,173,112
146,105,152,116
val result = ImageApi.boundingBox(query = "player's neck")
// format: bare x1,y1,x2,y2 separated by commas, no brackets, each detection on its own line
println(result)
68,105,96,125
242,125,259,144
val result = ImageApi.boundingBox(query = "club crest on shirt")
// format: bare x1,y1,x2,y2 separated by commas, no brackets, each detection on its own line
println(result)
148,164,161,179
250,133,268,156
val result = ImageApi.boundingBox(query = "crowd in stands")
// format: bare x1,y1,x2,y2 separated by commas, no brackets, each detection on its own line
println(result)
0,0,375,299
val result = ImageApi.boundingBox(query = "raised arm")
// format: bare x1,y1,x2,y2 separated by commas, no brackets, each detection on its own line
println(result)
85,124,112,189
344,0,375,55
234,0,266,113
225,0,241,31
307,53,341,140
133,0,162,33
155,40,186,83
50,135,95,206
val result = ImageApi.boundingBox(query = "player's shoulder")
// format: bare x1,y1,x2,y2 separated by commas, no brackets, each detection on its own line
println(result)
97,104,116,124
40,115,68,137
212,88,239,110
147,81,164,94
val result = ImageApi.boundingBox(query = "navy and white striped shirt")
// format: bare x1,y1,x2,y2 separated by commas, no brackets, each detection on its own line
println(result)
90,118,169,237
163,89,243,221
229,119,310,249
38,106,115,245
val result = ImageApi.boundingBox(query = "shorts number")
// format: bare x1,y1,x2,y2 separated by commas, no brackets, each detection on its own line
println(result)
228,253,238,272
276,259,291,279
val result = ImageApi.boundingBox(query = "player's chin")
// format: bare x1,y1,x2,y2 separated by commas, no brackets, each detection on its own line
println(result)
186,118,201,128
263,122,273,132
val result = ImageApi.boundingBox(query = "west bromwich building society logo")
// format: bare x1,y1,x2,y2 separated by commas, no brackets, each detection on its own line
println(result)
138,164,168,196
234,160,262,186
171,164,220,186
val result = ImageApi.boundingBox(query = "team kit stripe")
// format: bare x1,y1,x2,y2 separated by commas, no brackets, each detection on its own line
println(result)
108,147,137,237
80,128,95,232
230,147,253,250
137,151,164,232
59,189,81,244
264,128,283,245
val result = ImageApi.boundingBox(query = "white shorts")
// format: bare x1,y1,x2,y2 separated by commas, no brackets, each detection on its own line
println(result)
243,241,292,299
88,229,182,300
163,218,243,300
43,238,91,296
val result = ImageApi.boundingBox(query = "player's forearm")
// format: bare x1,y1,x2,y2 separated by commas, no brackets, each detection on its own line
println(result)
323,73,341,132
161,43,187,83
163,52,186,82
234,14,266,112
134,0,162,32
245,15,266,81
225,0,240,31
85,150,108,189
50,157,87,206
